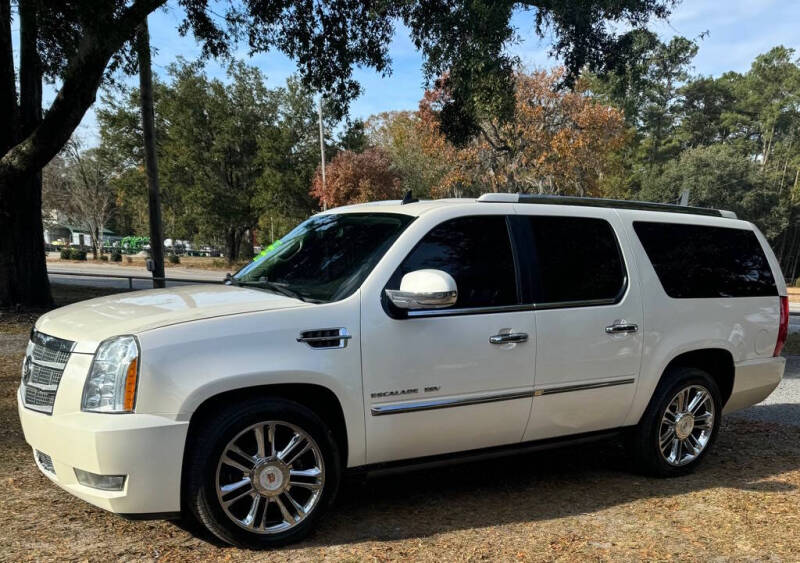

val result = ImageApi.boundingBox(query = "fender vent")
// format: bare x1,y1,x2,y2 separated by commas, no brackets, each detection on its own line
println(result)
297,328,351,349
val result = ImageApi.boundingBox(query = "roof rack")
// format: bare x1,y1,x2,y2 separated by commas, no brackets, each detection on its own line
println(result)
477,193,737,219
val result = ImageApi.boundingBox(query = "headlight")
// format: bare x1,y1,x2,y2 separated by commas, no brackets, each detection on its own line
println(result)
81,335,139,413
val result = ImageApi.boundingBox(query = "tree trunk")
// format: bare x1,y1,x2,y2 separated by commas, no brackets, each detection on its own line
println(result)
0,0,165,308
137,19,165,289
0,0,52,308
225,227,239,265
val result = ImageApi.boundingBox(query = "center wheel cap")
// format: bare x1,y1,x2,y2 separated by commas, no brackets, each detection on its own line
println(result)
252,460,289,496
675,413,695,440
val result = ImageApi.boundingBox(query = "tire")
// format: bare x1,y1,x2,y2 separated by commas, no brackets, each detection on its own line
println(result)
630,367,722,477
183,397,341,548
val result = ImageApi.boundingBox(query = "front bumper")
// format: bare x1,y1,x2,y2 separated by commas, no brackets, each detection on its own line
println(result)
724,356,786,413
17,388,189,515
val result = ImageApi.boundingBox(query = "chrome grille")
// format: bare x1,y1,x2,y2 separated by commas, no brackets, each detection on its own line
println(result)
28,363,63,388
31,345,70,366
21,331,74,415
35,450,55,474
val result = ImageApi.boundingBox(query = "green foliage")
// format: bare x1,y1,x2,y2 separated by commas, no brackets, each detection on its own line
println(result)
168,254,180,264
111,251,123,262
99,254,109,262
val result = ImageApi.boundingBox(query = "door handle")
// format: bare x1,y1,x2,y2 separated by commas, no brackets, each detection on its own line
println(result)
489,332,529,345
605,321,638,334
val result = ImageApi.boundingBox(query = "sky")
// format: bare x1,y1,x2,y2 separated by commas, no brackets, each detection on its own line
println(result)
33,0,800,144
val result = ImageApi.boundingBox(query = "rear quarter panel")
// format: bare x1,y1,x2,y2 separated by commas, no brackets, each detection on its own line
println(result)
616,210,784,426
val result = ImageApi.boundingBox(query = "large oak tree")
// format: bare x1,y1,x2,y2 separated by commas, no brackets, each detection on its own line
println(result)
0,0,675,307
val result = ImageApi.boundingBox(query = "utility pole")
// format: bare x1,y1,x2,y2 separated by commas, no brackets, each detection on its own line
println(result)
318,96,327,211
136,18,165,288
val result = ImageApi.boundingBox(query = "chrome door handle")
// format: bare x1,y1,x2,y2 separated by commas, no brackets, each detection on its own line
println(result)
605,321,638,334
489,332,529,344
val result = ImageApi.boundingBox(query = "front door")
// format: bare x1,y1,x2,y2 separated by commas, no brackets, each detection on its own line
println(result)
361,214,536,464
515,210,643,441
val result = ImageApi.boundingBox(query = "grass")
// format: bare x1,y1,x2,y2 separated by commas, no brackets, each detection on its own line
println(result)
1,284,800,560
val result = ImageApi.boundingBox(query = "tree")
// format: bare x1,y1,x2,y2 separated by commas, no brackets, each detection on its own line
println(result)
0,0,675,307
416,68,628,197
310,148,403,207
46,140,117,260
366,111,453,197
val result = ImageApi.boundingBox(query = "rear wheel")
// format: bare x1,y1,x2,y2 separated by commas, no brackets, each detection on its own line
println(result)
184,398,341,548
631,367,722,477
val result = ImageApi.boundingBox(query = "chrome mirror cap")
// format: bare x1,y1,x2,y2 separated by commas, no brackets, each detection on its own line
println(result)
385,269,458,310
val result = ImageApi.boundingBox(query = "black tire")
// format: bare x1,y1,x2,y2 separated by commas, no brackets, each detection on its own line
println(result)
183,397,341,548
630,367,722,477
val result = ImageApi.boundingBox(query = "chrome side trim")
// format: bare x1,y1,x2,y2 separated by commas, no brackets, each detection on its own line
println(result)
296,328,351,349
407,304,533,318
533,378,635,397
370,390,534,416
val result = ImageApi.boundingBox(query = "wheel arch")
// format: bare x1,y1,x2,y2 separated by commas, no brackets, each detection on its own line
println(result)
659,348,735,407
184,383,349,469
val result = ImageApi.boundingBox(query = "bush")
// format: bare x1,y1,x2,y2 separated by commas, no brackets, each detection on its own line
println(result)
99,254,109,262
168,254,180,264
111,251,122,262
72,249,87,261
59,248,72,259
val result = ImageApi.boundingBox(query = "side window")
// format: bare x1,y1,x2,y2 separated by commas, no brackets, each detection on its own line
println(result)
522,215,626,304
391,216,518,309
633,221,777,298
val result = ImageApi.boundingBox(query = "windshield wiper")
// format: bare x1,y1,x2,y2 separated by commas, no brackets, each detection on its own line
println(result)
231,279,310,302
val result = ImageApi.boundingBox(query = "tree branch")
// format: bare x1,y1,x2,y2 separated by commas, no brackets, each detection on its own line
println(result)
0,0,166,183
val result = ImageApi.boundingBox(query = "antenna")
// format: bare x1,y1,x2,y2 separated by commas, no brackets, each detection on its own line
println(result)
401,190,418,205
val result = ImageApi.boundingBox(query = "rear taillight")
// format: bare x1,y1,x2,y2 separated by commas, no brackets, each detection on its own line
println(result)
774,295,789,356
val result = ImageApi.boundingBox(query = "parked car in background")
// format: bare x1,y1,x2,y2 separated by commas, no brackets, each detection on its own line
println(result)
18,194,787,548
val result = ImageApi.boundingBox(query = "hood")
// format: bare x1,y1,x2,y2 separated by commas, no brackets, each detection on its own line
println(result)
36,284,307,350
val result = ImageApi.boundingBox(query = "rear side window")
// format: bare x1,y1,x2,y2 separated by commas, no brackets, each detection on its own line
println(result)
520,216,626,304
633,221,777,298
390,216,518,309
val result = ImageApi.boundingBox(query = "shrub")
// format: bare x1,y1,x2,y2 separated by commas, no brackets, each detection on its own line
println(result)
73,249,87,261
60,248,72,259
111,251,122,262
168,254,180,264
99,254,109,262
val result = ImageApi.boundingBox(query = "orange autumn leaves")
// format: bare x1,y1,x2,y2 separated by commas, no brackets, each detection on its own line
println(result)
312,67,628,206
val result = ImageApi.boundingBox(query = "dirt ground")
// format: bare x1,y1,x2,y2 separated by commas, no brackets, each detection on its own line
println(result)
1,286,800,562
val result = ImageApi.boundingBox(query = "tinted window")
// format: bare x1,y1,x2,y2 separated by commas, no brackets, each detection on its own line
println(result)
391,216,518,309
633,221,777,298
522,216,626,304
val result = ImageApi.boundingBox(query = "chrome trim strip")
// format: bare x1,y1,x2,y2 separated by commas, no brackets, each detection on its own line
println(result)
407,304,533,318
296,327,351,349
533,378,635,397
371,390,534,416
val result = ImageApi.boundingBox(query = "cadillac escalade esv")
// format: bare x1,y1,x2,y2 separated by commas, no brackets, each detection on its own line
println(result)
18,193,787,548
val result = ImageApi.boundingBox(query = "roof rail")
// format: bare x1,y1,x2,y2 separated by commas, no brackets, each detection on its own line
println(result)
477,193,736,219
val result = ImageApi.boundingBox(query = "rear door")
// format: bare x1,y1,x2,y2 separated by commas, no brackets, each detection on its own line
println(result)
513,208,644,441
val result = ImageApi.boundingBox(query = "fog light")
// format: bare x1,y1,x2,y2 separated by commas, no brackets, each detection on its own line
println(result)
74,468,126,491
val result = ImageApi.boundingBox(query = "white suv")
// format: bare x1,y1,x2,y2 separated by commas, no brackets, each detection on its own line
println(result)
18,194,787,548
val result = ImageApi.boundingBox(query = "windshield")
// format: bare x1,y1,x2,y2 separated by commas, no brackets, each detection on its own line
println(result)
233,213,413,303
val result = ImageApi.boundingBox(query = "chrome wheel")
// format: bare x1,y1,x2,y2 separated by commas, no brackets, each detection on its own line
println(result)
659,384,715,466
215,421,325,534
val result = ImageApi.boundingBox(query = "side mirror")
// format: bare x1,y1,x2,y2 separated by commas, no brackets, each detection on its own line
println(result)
385,269,458,310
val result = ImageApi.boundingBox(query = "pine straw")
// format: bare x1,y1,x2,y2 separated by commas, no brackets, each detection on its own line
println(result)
1,300,799,561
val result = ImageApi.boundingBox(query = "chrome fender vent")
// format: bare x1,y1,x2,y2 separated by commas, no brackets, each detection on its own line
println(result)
297,328,351,349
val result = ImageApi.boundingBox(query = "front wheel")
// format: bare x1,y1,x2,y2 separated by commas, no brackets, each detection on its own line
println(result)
630,367,722,477
184,398,341,548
